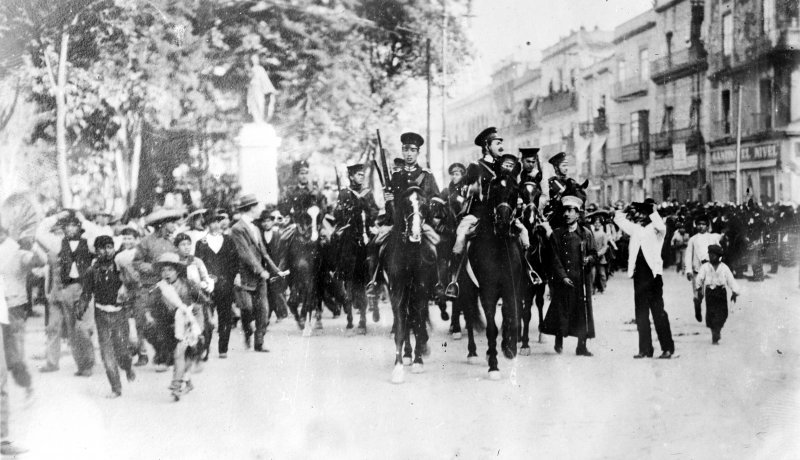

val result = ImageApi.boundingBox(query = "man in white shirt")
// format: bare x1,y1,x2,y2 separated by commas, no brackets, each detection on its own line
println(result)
1,276,28,456
614,200,675,359
683,215,721,322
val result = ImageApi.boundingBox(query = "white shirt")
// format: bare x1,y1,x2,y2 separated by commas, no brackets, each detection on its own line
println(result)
684,232,722,274
696,262,740,295
205,233,224,253
614,211,667,278
0,279,9,325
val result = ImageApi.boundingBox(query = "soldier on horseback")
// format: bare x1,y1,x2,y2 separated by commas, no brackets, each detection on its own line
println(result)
546,152,587,228
279,159,327,222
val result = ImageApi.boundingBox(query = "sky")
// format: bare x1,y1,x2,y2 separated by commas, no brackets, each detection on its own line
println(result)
453,0,653,88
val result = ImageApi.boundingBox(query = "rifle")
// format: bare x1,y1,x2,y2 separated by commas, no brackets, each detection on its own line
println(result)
376,129,391,192
371,145,384,188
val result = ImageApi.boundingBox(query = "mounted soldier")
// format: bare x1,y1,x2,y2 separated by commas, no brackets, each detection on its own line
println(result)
546,151,587,228
279,159,327,223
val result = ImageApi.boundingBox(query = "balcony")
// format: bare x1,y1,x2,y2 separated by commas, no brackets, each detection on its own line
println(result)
593,115,608,134
709,19,800,78
612,77,649,101
650,127,700,155
608,141,648,164
537,90,578,118
650,47,708,84
711,112,777,140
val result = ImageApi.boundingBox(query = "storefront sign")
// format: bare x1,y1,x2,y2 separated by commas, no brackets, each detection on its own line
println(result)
711,143,780,164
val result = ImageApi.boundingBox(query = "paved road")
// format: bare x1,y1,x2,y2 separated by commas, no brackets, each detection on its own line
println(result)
7,267,800,459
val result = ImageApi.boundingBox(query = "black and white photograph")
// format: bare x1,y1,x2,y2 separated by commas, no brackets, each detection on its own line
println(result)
0,0,799,458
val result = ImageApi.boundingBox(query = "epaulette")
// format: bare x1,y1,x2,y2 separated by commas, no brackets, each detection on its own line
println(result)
422,168,432,174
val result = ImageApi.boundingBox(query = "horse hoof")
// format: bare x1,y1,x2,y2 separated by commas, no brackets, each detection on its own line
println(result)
519,347,531,356
302,323,313,337
402,356,412,366
488,370,501,381
346,322,354,330
391,365,404,384
467,355,480,365
411,363,424,374
357,326,367,335
314,320,323,330
452,332,462,340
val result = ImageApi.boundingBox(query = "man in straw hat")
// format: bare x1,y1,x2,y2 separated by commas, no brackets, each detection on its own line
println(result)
614,199,675,359
132,207,184,370
540,194,597,357
230,194,286,352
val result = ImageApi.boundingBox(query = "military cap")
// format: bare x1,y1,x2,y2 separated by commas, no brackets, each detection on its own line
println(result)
707,244,723,257
400,132,424,148
548,152,567,166
474,127,501,147
448,162,466,175
561,195,583,209
519,147,540,159
346,163,366,176
292,159,310,175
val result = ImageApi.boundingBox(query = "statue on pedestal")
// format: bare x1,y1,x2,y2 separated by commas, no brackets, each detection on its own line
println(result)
246,54,277,123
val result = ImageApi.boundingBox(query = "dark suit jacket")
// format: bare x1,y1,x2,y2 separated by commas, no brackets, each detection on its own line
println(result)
230,219,280,291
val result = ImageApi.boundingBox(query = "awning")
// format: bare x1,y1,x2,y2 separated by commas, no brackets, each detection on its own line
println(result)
709,158,778,172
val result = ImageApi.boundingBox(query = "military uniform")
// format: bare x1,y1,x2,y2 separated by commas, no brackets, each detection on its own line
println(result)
335,184,379,230
279,183,327,221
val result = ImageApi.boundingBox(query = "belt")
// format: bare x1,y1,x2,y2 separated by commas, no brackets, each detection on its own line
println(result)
96,303,123,313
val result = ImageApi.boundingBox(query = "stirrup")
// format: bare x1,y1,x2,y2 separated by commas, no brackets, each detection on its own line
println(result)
445,281,459,299
434,282,445,298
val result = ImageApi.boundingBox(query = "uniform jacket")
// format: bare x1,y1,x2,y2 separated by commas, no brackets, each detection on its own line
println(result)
279,184,326,219
463,158,498,221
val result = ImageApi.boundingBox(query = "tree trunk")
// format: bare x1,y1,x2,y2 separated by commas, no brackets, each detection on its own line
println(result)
55,26,72,208
129,115,143,206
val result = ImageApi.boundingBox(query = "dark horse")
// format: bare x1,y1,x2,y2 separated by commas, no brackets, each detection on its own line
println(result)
330,200,372,333
383,187,436,383
283,196,324,336
468,175,524,380
519,183,549,353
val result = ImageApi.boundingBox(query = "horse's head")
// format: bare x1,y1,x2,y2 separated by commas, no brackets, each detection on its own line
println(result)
295,204,321,242
489,178,518,238
428,196,451,232
399,187,424,244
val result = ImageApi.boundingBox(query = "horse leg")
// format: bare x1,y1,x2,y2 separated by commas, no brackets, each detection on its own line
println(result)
534,284,545,343
520,289,532,356
411,292,428,373
480,290,500,379
461,285,479,363
391,288,406,384
356,282,368,335
344,280,355,330
500,276,520,360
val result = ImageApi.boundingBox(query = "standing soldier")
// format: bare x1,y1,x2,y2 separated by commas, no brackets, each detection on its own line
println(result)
541,195,596,356
279,160,327,222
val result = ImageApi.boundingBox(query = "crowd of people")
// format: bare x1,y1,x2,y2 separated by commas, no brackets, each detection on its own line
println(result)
1,127,799,455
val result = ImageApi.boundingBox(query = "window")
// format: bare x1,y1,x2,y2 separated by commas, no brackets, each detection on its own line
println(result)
763,0,775,36
630,112,640,144
662,106,675,133
617,60,627,82
760,175,775,202
665,32,673,62
639,49,649,81
721,89,731,134
728,177,736,202
759,78,773,130
722,12,733,57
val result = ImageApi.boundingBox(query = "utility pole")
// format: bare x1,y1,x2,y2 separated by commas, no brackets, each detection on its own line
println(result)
735,84,743,205
441,0,448,179
426,38,432,169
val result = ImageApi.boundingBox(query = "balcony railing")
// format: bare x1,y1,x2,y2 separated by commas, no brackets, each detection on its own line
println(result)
650,46,708,83
712,112,775,139
593,115,608,134
650,127,699,153
538,90,578,117
608,141,647,163
612,77,649,101
709,21,800,77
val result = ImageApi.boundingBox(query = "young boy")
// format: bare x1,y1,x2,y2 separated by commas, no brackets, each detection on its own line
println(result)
79,235,135,397
695,244,740,344
670,224,689,273
153,253,209,401
115,227,148,366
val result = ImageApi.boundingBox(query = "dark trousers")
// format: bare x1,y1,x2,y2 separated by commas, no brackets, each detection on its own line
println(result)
236,281,268,349
633,272,674,355
95,310,132,393
2,306,31,389
267,278,288,321
212,283,234,354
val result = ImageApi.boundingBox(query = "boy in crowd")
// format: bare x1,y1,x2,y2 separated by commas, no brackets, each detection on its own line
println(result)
696,244,740,344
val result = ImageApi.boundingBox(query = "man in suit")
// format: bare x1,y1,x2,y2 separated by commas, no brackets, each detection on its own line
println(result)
230,194,287,352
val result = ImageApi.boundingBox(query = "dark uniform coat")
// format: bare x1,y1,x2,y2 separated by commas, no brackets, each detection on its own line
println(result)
387,164,439,226
334,185,379,228
462,158,499,225
541,225,597,339
279,184,327,220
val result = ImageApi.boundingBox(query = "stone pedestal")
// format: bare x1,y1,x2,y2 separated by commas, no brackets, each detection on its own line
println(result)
238,122,281,205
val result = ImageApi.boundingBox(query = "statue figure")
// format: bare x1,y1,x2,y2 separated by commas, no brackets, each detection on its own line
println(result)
246,54,277,123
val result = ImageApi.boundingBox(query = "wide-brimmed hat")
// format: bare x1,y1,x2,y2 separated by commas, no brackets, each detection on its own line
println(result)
187,208,208,221
154,252,186,271
236,194,259,210
144,208,184,227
